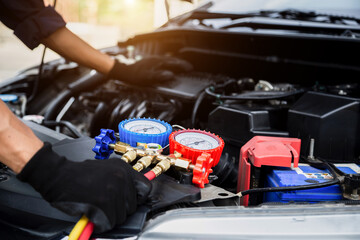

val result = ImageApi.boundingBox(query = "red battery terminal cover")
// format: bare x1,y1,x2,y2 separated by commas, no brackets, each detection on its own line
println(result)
237,136,301,206
169,129,224,167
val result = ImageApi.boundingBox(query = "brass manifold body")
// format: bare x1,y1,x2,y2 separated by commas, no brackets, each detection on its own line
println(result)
108,142,195,177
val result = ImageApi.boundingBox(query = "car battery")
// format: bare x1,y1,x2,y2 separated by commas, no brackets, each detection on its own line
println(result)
237,136,301,206
264,163,360,203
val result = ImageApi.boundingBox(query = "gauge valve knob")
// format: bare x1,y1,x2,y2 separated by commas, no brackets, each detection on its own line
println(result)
92,129,116,159
192,153,214,188
118,118,172,147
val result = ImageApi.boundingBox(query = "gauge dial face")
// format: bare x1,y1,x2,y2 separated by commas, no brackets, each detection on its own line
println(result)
175,132,220,150
123,120,167,134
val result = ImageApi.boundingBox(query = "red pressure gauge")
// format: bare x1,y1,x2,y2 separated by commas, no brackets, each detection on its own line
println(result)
169,129,224,167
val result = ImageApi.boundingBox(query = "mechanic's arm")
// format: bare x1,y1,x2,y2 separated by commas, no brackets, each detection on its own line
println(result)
0,100,151,232
41,26,193,84
0,100,43,173
41,27,115,74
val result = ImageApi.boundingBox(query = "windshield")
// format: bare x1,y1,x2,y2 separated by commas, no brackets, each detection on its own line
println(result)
205,0,360,18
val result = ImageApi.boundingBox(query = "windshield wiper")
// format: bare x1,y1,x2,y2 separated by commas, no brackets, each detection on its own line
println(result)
262,9,360,23
219,17,360,35
171,8,360,36
173,8,360,26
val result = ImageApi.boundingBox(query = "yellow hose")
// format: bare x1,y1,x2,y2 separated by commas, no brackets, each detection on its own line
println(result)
68,215,89,240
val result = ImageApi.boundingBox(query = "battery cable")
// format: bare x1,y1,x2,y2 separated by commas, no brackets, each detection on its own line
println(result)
237,177,340,197
237,158,342,197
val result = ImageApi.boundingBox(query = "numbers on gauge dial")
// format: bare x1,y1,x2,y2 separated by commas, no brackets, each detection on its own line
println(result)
175,132,219,150
124,120,167,134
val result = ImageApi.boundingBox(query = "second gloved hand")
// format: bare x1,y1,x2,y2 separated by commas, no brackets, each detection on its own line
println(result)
108,55,193,85
17,143,151,233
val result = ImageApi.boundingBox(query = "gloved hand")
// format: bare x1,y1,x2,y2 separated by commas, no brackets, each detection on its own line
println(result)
108,56,193,85
16,143,151,233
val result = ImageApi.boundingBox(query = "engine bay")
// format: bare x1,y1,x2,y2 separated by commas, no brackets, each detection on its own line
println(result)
0,25,360,239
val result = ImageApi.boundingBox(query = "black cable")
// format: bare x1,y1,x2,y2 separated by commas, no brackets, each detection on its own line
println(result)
0,83,29,94
301,155,349,178
27,0,57,103
42,120,82,138
205,87,304,100
240,178,340,197
240,157,341,197
28,47,46,103
241,177,340,197
317,157,347,176
191,90,207,128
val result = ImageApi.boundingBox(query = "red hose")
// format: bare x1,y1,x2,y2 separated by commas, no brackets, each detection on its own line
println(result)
78,221,94,240
144,170,156,181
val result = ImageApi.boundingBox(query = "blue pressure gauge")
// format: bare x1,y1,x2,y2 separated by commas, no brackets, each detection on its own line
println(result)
118,118,172,147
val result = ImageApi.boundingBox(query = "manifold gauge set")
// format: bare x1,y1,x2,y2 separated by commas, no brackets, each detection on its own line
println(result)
92,118,224,188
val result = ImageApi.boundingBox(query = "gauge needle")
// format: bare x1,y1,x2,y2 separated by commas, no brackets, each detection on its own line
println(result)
139,127,154,132
187,140,205,146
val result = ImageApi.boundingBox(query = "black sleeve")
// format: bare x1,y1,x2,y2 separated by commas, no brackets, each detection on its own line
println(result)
0,0,66,50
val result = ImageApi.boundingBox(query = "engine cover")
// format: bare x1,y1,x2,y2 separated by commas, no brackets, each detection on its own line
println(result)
288,92,360,163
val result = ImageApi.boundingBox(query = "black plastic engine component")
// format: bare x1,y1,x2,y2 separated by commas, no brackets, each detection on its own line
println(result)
211,147,239,192
154,72,214,101
207,103,289,147
147,174,201,210
288,92,360,163
44,71,106,121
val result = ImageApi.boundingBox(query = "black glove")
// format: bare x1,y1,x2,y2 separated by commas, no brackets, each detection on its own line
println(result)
17,143,151,233
108,56,193,85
